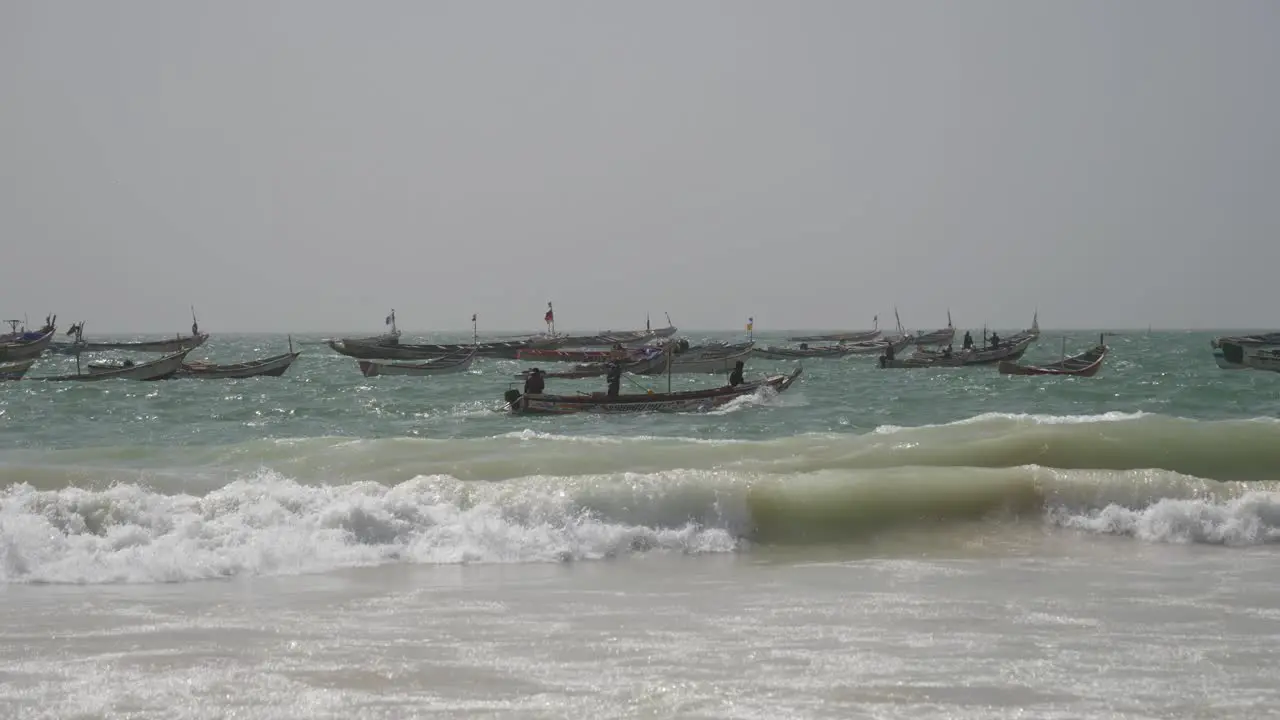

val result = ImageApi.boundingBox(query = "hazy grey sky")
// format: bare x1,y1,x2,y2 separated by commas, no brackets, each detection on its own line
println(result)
3,1,1278,334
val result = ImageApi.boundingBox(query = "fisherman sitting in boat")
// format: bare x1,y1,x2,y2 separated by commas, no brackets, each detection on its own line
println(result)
605,362,622,399
963,331,974,350
524,368,545,395
941,345,953,359
729,361,745,387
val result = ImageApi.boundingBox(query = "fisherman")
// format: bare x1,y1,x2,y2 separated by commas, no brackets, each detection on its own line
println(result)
941,345,953,359
729,360,745,387
962,331,974,350
524,368,545,395
606,361,622,399
990,332,1001,348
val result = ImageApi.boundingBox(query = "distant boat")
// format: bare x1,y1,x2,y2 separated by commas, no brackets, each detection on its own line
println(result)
998,336,1109,377
357,351,476,377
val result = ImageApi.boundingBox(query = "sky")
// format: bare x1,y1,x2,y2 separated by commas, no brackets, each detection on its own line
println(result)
3,1,1278,334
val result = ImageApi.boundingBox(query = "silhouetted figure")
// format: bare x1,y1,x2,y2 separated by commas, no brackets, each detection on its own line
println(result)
524,368,545,395
990,332,1001,349
606,362,622,399
962,331,974,350
729,360,745,387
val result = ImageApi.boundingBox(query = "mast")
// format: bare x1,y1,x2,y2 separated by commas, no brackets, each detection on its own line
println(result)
472,313,478,347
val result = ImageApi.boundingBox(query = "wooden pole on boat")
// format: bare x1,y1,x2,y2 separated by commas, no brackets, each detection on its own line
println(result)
288,334,294,354
472,313,478,347
1061,335,1067,364
666,341,673,394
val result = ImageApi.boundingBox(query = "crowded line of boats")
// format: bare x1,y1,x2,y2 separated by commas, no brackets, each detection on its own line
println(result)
3,304,1272,414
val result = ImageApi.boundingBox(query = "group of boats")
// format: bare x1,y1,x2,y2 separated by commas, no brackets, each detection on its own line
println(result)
0,316,301,382
19,300,1236,415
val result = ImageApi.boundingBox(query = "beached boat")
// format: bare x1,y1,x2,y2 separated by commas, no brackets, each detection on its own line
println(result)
504,367,803,415
1211,332,1280,371
998,337,1108,376
180,351,301,379
357,351,476,377
35,349,192,381
0,359,36,381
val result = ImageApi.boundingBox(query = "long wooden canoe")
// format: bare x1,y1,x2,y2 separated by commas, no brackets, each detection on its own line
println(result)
180,351,302,379
999,340,1108,377
357,351,476,377
506,367,802,415
0,359,36,381
34,349,192,381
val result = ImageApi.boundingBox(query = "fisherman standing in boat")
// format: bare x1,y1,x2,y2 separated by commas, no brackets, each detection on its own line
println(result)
605,362,622,399
990,332,1001,349
524,368,545,395
729,360,745,387
963,331,974,350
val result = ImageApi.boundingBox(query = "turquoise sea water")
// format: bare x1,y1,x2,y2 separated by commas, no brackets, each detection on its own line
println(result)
1,329,1278,584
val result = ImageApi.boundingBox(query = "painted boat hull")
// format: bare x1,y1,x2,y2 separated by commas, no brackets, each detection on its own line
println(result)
508,368,802,415
180,352,301,379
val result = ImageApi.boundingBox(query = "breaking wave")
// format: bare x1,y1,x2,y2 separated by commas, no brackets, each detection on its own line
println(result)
2,412,1279,583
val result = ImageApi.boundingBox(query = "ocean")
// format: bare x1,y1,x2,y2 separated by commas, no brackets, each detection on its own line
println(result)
2,329,1278,719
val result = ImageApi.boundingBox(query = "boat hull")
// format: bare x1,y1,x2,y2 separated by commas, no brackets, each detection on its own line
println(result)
0,329,55,363
0,359,36,381
35,349,193,381
1211,334,1280,372
180,352,301,379
50,333,209,355
509,368,802,415
998,346,1107,377
357,353,476,377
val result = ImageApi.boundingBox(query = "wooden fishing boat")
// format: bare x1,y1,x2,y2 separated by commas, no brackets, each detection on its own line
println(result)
840,335,914,356
881,335,1035,368
330,337,560,360
34,349,192,381
1211,331,1280,371
505,367,803,415
180,351,302,379
632,344,754,375
753,343,853,360
788,329,880,343
0,326,56,363
50,331,208,355
0,359,36,381
998,337,1108,376
357,350,476,377
514,352,669,379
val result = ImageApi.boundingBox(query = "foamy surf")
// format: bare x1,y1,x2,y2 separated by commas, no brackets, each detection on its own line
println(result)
2,463,1278,584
